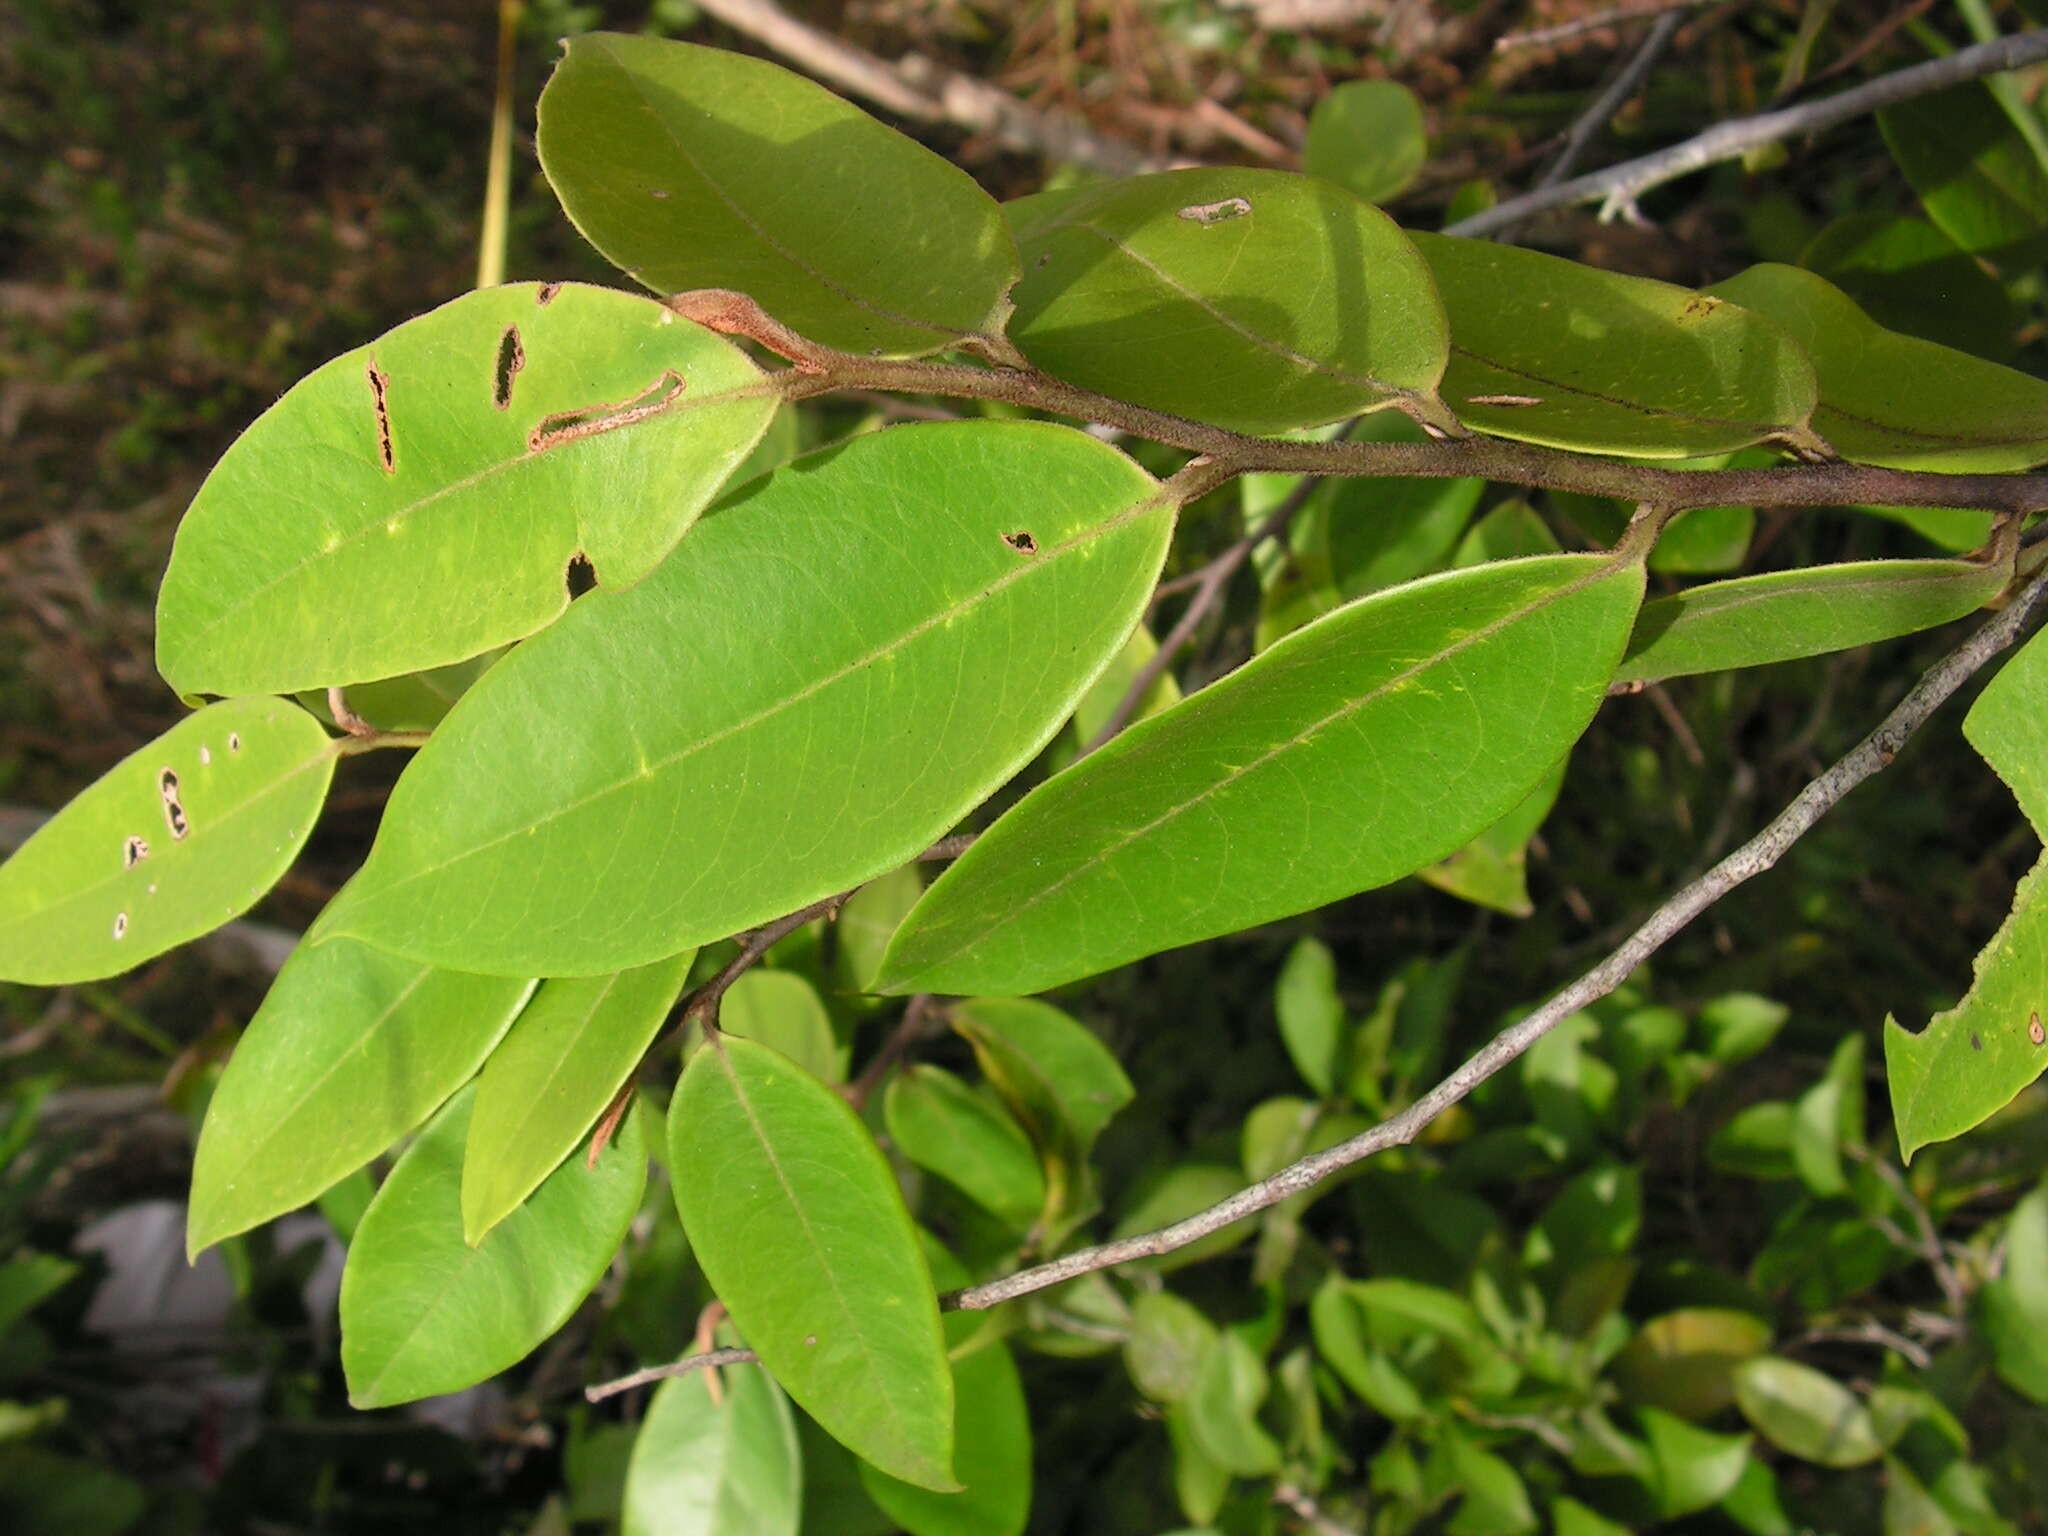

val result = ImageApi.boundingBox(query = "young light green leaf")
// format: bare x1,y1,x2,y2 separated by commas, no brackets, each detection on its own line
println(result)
1880,82,2048,274
1304,79,1427,205
859,1339,1031,1536
189,935,535,1256
0,698,334,986
1186,1333,1282,1477
1708,263,2048,471
341,1086,647,1407
1733,1356,1887,1468
1275,936,1346,1097
950,997,1134,1163
880,554,1644,996
462,951,693,1245
156,283,774,697
622,1363,802,1536
723,969,845,1085
1007,167,1453,435
1616,555,2010,684
316,422,1171,977
1887,627,2048,1158
538,34,1018,357
1640,1407,1752,1518
669,1034,955,1491
1410,232,1820,458
884,1066,1046,1231
1978,1183,2048,1403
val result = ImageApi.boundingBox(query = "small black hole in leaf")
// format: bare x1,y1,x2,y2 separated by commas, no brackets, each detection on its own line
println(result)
1002,530,1039,555
566,553,599,598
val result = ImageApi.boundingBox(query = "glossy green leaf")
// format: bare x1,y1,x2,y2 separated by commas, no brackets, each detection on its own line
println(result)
1641,1407,1753,1517
1802,213,2016,361
1418,756,1566,917
1880,82,2048,273
189,935,535,1255
1186,1333,1281,1477
463,951,692,1244
1734,1355,1886,1468
1411,232,1819,458
1978,1183,2048,1403
622,1364,801,1536
1059,621,1181,759
881,554,1644,996
1611,1308,1773,1420
0,698,333,985
886,1066,1045,1231
860,1339,1030,1536
341,1085,647,1407
156,283,773,696
1125,1291,1220,1405
1304,79,1427,204
835,864,925,996
1617,556,2009,685
723,969,844,1084
669,1034,954,1490
1708,264,2048,470
538,34,1017,357
1275,937,1345,1097
317,422,1171,976
1887,627,2048,1158
1007,167,1453,435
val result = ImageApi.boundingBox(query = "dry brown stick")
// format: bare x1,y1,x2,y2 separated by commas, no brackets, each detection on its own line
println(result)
1495,0,1699,51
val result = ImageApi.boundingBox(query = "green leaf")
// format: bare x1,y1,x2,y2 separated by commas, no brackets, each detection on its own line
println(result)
1310,1277,1427,1421
1698,992,1789,1065
189,936,535,1255
1708,264,2048,470
1641,1406,1753,1517
835,864,925,996
1880,82,2048,274
1418,756,1567,917
1304,79,1427,205
1552,1497,1633,1536
1977,1182,2048,1402
1275,937,1345,1096
1125,1291,1220,1405
1611,1308,1773,1420
622,1364,801,1536
884,1065,1046,1231
317,422,1170,976
1887,628,2048,1158
1651,503,1754,576
1452,499,1560,566
1410,232,1820,458
1617,556,2008,684
341,1085,647,1407
950,998,1133,1163
860,1339,1031,1536
0,1447,145,1536
880,554,1643,996
463,951,693,1244
297,648,502,734
538,34,1018,357
1058,621,1181,759
1801,214,2016,362
0,1256,76,1342
156,283,773,696
0,698,334,985
1006,167,1453,436
1186,1332,1281,1477
1165,1403,1230,1527
1437,1433,1538,1536
1882,1456,1960,1536
724,969,845,1085
669,1034,955,1491
1733,1355,1886,1468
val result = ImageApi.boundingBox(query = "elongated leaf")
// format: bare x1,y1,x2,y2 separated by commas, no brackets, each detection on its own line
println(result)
669,1035,954,1490
1979,1183,2048,1402
463,951,693,1244
1304,79,1427,205
859,1339,1031,1536
1617,556,2010,684
157,283,773,697
316,422,1171,976
1880,82,2048,273
880,555,1643,996
341,1086,647,1407
724,969,845,1084
1641,1408,1752,1518
1275,937,1345,1097
1410,233,1819,458
1007,168,1453,435
885,1066,1046,1231
1888,627,2048,1157
1734,1356,1885,1468
622,1363,801,1536
1709,264,2048,470
952,997,1133,1161
538,34,1017,357
1418,756,1567,917
0,698,334,986
189,936,535,1255
1187,1333,1281,1476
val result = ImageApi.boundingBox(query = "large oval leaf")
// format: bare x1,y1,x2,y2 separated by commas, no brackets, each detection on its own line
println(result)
879,554,1644,996
462,950,694,1244
1617,556,2011,684
669,1034,955,1491
1409,233,1819,459
0,698,334,985
622,1362,801,1536
538,33,1018,357
1006,167,1452,435
315,422,1171,976
1708,263,2048,471
156,282,774,697
341,1085,647,1407
188,935,536,1256
1733,1356,1886,1468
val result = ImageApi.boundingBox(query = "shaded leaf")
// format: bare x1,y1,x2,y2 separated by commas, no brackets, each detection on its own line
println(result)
950,997,1133,1163
835,864,925,997
1304,79,1427,205
1186,1332,1281,1477
1734,1355,1886,1468
884,1065,1046,1231
1275,937,1345,1096
1111,1164,1257,1272
1125,1291,1220,1405
1612,1308,1773,1421
724,969,845,1084
1977,1182,2048,1403
1802,213,2016,362
622,1363,801,1536
1880,82,2048,273
1418,756,1566,917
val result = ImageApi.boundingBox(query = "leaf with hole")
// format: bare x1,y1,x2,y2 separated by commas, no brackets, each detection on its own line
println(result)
669,1034,954,1490
341,1084,647,1407
879,554,1643,996
1411,232,1820,459
463,950,693,1244
314,422,1171,976
189,935,535,1256
538,33,1018,357
1007,167,1452,435
156,283,773,696
0,697,334,986
621,1361,801,1536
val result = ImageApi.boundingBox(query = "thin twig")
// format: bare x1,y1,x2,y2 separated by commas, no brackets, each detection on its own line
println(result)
1449,27,2048,236
1536,9,1691,191
1792,0,1944,98
845,994,937,1111
683,890,851,1031
1495,0,1697,51
945,565,2048,1311
584,1347,758,1403
325,686,375,737
1273,1481,1362,1536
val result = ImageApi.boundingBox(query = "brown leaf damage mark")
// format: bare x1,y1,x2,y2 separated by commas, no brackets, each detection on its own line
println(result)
1002,530,1039,555
1178,197,1253,225
1466,394,1545,408
565,552,598,598
112,912,128,940
528,370,687,453
366,358,395,474
158,768,188,840
122,835,148,869
535,281,563,305
493,325,525,411
2032,1013,2045,1046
